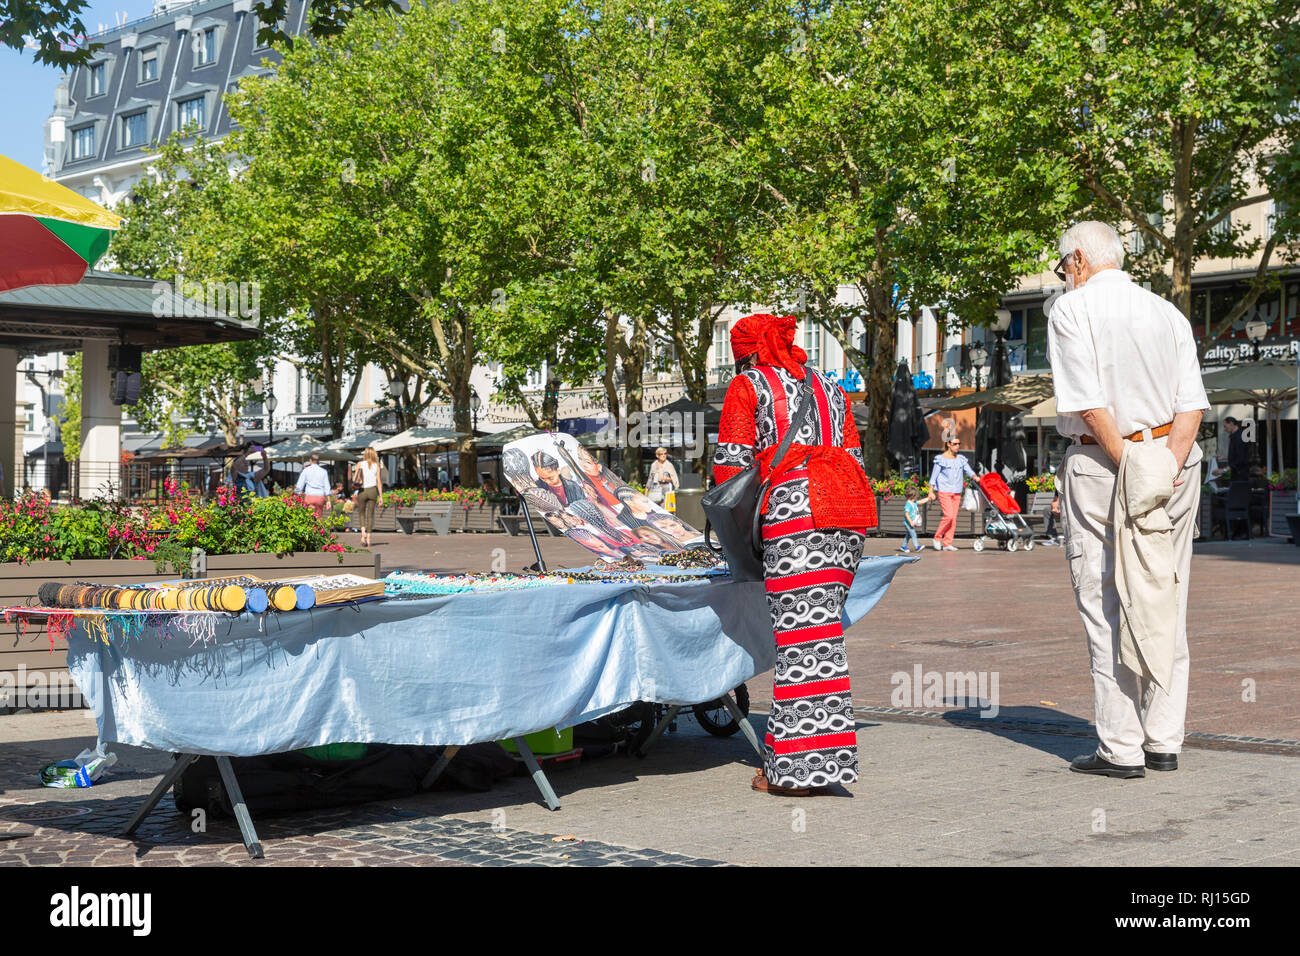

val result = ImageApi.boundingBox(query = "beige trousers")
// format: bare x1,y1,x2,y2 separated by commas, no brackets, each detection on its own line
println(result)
1059,439,1201,766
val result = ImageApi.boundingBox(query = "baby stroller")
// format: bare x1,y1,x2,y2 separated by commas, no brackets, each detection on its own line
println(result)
970,470,1035,553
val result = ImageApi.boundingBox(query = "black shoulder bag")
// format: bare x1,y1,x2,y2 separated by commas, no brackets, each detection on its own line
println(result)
701,370,815,582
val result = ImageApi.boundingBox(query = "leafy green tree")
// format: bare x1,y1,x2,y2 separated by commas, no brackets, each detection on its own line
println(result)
980,0,1300,352
0,0,402,66
109,137,275,447
58,351,81,461
749,0,1075,473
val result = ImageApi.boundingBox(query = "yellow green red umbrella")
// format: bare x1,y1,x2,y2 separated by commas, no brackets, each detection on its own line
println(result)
0,154,124,293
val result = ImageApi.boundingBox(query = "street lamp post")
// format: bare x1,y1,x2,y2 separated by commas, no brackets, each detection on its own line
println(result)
968,344,988,389
42,419,56,497
266,390,278,447
471,390,481,432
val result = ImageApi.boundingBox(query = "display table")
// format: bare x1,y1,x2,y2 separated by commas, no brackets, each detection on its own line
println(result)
64,557,911,857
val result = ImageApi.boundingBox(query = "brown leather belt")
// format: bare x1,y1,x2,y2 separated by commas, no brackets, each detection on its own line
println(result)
1079,422,1173,445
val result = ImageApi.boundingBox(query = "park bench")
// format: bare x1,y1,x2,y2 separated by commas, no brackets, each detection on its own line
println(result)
396,500,454,535
498,508,562,537
1024,491,1056,537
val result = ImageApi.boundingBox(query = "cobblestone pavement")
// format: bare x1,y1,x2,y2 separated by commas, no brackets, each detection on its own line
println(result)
1,528,1295,866
1,708,1295,866
368,529,1300,743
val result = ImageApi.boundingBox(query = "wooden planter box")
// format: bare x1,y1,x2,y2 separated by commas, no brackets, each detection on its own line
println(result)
1271,491,1297,537
873,497,929,537
873,496,982,538
1,549,381,694
453,502,502,532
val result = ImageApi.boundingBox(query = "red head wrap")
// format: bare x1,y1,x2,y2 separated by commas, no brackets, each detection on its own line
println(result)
729,313,808,379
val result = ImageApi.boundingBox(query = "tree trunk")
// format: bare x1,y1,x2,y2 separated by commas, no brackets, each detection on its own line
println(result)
860,322,894,477
621,312,648,483
1170,118,1195,320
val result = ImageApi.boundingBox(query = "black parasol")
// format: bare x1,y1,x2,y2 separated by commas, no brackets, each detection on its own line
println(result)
974,339,1027,473
887,360,928,468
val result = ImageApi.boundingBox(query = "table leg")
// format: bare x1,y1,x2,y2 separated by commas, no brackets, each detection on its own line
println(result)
420,745,461,790
123,753,199,837
215,755,264,860
722,693,764,759
634,705,681,758
510,737,561,811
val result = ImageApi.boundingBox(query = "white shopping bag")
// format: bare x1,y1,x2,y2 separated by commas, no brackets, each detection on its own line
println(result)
961,487,979,511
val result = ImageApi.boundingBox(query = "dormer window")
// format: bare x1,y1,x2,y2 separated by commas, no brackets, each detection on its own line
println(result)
89,62,106,96
122,112,149,148
71,125,96,160
178,96,206,130
195,27,217,66
140,46,159,82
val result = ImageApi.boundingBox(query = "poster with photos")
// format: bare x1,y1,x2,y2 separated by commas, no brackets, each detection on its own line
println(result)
501,432,703,562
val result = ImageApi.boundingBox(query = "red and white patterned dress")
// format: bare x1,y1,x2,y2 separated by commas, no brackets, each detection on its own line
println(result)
713,363,868,788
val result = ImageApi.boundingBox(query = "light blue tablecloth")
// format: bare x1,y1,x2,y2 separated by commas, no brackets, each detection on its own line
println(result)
65,557,911,756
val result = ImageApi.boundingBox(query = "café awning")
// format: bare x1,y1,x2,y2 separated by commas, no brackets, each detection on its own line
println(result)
923,374,1055,413
372,427,466,452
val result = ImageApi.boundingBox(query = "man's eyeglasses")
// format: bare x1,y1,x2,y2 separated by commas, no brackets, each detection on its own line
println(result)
1053,252,1074,282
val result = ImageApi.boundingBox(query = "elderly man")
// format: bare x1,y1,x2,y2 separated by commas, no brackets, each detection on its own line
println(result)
1048,221,1209,779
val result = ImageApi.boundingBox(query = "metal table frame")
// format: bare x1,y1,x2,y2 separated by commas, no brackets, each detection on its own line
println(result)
123,736,563,861
121,503,757,860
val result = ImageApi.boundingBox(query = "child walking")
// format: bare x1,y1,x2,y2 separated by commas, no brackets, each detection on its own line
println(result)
900,487,923,554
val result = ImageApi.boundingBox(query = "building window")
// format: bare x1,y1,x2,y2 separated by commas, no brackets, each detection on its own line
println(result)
177,96,206,130
712,322,732,368
195,27,217,66
1025,307,1048,369
70,125,95,160
89,62,106,96
1207,180,1233,240
801,321,822,369
121,112,148,148
1268,197,1289,236
1129,211,1162,256
253,17,284,51
140,47,159,83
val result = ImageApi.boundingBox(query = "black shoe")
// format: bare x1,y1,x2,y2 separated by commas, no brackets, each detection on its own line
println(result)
1069,752,1145,779
1144,752,1178,771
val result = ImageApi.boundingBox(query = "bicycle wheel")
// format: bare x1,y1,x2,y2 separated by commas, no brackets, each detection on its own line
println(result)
693,683,751,737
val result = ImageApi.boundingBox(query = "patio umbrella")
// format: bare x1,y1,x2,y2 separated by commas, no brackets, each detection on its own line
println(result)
322,431,393,453
887,360,927,468
1201,361,1298,477
922,374,1055,413
268,435,324,461
0,154,123,292
474,424,544,448
974,340,1027,473
372,427,466,452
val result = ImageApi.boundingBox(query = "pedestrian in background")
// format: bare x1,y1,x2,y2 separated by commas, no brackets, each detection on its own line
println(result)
295,452,331,519
351,447,384,547
926,437,975,551
647,447,679,506
900,487,923,554
1048,220,1207,780
1222,416,1249,479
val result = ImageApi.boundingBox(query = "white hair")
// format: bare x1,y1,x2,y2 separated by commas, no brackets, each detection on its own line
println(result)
1059,221,1125,270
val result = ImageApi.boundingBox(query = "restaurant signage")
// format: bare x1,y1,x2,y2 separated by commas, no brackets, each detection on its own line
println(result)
1201,335,1299,367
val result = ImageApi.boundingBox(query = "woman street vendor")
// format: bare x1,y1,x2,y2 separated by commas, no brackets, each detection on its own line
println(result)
713,313,875,797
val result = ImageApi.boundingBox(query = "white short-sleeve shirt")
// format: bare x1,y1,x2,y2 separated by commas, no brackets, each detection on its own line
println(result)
1046,269,1208,440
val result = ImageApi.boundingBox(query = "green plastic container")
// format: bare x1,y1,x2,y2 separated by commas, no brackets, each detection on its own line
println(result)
299,742,369,761
499,727,573,756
